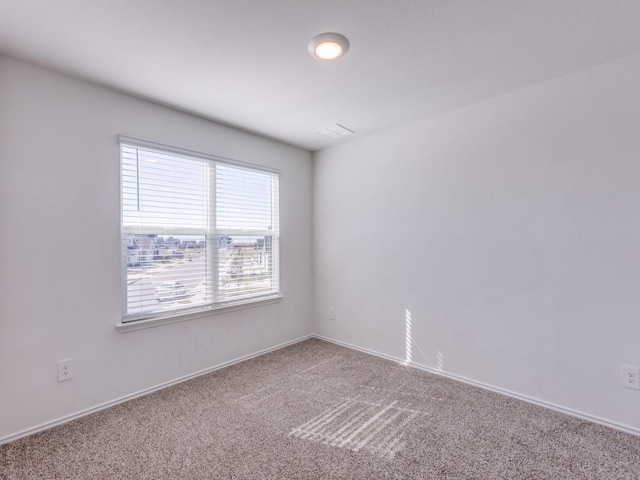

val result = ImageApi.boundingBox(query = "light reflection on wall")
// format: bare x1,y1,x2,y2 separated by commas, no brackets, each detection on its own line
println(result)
403,308,445,373
436,350,444,372
404,309,412,365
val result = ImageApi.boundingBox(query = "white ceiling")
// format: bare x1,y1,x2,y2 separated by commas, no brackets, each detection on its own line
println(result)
2,1,640,151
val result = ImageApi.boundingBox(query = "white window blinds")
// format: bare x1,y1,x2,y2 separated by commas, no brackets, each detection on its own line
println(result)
121,138,279,322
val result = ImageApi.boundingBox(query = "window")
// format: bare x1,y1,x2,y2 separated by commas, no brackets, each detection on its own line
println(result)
120,137,280,323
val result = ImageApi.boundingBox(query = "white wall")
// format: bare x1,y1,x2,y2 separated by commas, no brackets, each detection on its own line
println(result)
313,53,640,432
0,56,313,441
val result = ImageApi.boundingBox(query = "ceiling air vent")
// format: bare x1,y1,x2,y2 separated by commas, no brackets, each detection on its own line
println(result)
316,123,354,138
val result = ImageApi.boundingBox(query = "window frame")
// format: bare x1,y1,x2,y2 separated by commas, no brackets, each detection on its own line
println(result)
118,135,281,328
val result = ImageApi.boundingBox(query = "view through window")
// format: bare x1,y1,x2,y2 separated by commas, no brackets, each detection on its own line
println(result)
121,140,279,321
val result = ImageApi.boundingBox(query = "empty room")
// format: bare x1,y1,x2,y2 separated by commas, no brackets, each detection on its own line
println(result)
1,1,639,478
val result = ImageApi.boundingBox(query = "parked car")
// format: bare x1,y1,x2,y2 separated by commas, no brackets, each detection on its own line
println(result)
156,281,187,302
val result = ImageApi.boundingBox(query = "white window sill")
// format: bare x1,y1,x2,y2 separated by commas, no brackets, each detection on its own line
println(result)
115,295,283,333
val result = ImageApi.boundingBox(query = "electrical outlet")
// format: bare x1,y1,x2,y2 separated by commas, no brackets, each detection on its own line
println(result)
58,359,73,382
329,307,335,320
621,365,639,390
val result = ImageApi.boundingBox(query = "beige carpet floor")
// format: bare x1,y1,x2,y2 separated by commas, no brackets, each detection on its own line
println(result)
1,338,639,479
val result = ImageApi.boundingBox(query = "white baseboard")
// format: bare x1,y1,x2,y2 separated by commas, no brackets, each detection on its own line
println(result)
0,334,313,446
4,332,637,445
313,334,640,438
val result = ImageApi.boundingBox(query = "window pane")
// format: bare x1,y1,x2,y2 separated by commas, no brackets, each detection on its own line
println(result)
218,235,275,300
125,234,209,316
216,164,274,231
122,146,209,230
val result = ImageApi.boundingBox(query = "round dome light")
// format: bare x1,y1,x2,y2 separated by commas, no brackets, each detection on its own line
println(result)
308,32,350,61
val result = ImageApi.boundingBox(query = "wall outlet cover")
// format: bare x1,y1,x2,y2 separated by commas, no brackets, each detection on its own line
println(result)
621,365,640,390
58,359,73,382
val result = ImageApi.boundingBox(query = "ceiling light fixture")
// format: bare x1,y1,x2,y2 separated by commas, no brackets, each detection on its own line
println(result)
308,32,350,61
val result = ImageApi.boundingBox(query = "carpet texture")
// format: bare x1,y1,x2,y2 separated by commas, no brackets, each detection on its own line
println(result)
1,338,639,479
